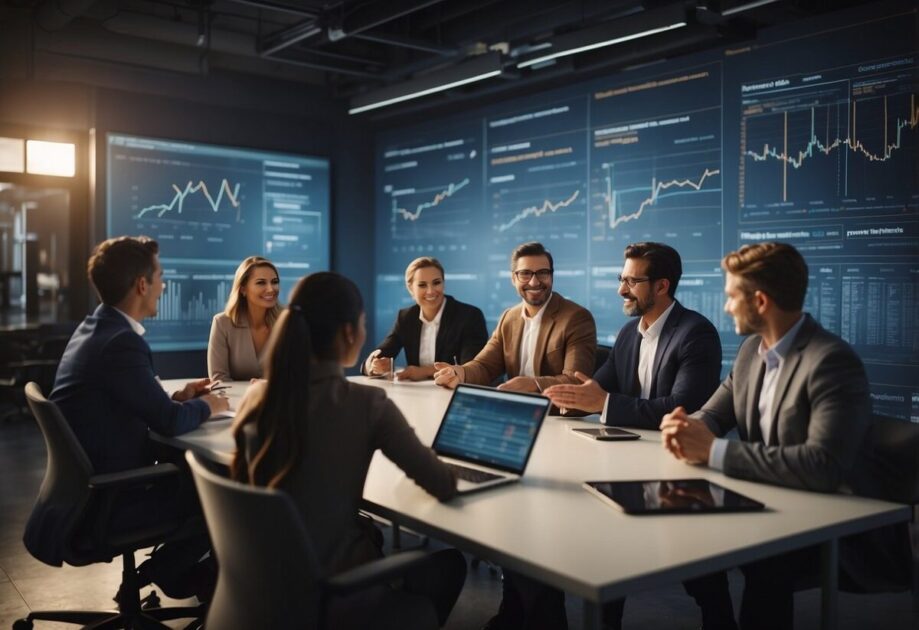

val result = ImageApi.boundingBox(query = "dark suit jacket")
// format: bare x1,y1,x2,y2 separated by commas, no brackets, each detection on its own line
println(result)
50,304,210,474
366,295,488,369
594,301,721,429
694,314,911,591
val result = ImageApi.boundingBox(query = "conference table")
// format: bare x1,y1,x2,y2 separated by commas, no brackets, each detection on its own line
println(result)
156,377,911,630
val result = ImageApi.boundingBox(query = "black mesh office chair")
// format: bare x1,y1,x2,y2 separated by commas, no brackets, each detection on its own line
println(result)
13,382,205,630
186,450,443,629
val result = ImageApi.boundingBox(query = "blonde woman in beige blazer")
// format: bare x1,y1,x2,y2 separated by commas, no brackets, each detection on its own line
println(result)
208,256,282,382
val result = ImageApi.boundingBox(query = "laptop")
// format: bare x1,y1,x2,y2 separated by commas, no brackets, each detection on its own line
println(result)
431,384,550,494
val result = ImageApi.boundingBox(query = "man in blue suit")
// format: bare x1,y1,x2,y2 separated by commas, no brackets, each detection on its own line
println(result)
544,241,722,428
52,236,228,472
544,242,734,630
48,235,228,597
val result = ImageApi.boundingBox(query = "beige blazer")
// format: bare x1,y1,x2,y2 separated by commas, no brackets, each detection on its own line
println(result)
462,293,597,391
207,313,264,382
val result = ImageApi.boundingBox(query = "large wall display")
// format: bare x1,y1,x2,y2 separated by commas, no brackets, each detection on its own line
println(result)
374,2,918,420
108,133,330,351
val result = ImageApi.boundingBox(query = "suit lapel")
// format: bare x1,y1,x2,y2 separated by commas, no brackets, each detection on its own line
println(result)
403,306,422,365
649,303,682,396
766,315,814,446
434,297,455,361
532,295,560,376
620,325,642,397
505,304,526,377
745,344,765,443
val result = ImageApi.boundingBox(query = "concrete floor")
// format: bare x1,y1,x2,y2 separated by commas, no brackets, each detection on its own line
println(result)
1,414,916,629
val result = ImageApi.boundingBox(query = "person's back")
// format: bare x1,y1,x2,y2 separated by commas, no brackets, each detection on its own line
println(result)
44,235,227,600
241,362,454,574
232,272,465,629
51,236,225,474
53,305,177,473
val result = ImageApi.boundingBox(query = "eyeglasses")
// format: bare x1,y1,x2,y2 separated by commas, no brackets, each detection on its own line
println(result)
513,269,553,282
617,275,652,288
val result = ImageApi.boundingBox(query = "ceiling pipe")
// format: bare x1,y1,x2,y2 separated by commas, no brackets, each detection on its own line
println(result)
34,0,99,31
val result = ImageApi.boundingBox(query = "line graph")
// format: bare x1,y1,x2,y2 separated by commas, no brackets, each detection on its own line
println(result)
496,189,581,232
604,165,721,230
135,179,242,221
745,94,918,202
392,178,470,222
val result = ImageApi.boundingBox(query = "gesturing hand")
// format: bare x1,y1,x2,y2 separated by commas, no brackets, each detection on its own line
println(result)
542,371,606,413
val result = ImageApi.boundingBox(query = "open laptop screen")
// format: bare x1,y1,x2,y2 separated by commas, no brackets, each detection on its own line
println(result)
432,385,549,475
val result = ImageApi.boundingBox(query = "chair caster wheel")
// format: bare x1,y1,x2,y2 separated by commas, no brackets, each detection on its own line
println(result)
142,590,162,609
13,618,33,630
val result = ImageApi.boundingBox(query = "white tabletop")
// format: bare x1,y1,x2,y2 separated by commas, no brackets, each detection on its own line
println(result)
157,377,911,606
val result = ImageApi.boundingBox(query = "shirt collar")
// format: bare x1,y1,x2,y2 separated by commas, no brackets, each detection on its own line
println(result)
418,297,447,325
638,300,676,341
521,292,553,323
758,314,806,368
112,306,146,336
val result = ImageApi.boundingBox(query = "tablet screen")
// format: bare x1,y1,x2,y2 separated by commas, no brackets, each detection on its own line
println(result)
584,479,765,514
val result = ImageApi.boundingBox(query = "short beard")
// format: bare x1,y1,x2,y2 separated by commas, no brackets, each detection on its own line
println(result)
523,290,548,307
622,293,654,317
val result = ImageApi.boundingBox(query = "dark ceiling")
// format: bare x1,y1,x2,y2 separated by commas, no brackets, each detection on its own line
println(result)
0,0,893,119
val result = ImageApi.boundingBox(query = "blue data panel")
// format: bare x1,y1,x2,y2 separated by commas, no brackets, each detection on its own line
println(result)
107,134,330,351
374,2,918,420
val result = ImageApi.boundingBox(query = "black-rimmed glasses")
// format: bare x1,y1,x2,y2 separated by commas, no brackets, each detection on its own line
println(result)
513,269,553,282
617,275,652,288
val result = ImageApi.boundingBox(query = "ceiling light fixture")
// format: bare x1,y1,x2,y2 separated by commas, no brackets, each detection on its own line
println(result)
516,5,688,69
349,52,504,115
719,0,783,17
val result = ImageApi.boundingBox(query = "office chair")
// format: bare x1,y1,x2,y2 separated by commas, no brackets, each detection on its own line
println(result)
789,413,919,597
186,450,443,629
13,382,205,630
594,344,612,375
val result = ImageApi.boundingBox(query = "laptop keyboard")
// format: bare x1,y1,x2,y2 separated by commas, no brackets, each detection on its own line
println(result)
446,463,502,483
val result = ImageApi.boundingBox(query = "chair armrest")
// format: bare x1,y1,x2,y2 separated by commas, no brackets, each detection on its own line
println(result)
324,550,434,596
89,463,181,489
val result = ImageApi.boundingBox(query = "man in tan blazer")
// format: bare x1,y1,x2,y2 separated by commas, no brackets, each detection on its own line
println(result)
433,241,596,394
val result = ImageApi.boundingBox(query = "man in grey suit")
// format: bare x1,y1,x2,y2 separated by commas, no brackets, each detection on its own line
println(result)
660,242,910,629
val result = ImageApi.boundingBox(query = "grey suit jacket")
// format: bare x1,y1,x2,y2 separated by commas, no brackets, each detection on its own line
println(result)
207,313,264,382
695,314,871,492
696,314,912,592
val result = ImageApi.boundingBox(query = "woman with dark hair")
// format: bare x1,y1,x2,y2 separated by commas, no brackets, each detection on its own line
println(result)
363,256,488,380
230,272,465,628
208,256,282,382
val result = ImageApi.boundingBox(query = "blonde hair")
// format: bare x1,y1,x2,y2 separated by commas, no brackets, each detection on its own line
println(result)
224,256,282,327
404,257,445,287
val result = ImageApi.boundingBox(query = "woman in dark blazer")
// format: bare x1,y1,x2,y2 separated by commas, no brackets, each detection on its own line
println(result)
363,257,488,381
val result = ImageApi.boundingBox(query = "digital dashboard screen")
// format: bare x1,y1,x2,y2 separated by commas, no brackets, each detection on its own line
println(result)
374,3,918,420
107,133,330,351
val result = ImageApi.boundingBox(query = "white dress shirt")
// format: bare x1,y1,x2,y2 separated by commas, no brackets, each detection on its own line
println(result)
600,301,675,422
636,301,676,399
519,293,553,378
708,314,806,469
418,299,446,367
113,307,146,336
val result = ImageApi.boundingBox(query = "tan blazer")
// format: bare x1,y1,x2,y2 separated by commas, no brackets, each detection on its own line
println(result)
462,293,597,391
207,313,264,382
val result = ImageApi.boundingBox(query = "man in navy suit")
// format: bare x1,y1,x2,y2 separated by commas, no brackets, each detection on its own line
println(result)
49,235,228,597
544,242,734,630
